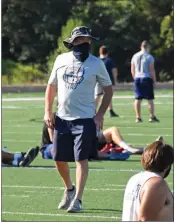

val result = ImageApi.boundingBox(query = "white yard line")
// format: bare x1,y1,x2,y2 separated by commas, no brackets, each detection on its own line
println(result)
2,124,172,130
3,194,29,198
2,185,125,191
2,94,173,102
0,139,152,146
2,167,173,174
2,211,121,220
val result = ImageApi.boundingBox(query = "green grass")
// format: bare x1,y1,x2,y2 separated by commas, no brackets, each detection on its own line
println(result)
2,90,173,221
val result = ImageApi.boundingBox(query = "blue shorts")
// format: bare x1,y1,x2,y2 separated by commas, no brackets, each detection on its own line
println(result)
40,144,53,159
134,77,154,100
53,116,97,162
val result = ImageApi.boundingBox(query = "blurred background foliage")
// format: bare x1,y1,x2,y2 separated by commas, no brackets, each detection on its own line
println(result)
2,0,173,84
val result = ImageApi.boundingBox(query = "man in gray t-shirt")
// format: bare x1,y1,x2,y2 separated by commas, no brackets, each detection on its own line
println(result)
131,40,159,123
44,26,113,213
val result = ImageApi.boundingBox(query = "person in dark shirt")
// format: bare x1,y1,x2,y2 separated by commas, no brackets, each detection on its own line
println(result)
95,45,119,117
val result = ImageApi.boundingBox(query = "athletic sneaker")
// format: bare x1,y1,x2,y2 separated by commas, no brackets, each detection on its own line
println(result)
109,110,119,117
135,118,143,123
67,198,82,213
58,186,76,210
17,152,26,166
149,116,160,122
108,151,130,160
19,147,39,167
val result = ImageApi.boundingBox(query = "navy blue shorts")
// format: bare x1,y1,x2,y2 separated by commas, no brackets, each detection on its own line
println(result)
53,116,97,162
134,77,154,100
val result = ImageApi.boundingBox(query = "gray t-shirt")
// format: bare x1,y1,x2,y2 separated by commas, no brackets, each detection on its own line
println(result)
48,52,112,120
131,50,154,78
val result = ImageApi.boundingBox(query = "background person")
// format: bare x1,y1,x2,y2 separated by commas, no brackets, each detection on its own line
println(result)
122,141,174,221
131,40,159,123
2,147,39,167
44,26,113,213
95,45,119,117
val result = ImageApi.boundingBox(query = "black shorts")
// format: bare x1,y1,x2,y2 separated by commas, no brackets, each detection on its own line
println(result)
134,77,154,100
97,133,107,151
53,116,97,162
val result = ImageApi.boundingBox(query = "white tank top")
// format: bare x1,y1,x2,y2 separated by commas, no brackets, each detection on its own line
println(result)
122,171,161,221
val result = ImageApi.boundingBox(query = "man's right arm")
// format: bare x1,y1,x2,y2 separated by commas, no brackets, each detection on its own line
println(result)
131,56,135,79
44,56,59,128
44,84,56,128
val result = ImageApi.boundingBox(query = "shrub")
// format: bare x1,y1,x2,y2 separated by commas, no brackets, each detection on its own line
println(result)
2,60,46,85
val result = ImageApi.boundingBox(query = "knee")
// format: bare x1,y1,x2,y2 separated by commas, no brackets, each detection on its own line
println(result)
55,161,67,168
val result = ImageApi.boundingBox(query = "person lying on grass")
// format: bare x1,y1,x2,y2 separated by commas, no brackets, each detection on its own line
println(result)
2,147,39,167
39,114,159,161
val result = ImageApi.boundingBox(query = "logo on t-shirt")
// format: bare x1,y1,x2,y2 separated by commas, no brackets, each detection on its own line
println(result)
63,64,84,89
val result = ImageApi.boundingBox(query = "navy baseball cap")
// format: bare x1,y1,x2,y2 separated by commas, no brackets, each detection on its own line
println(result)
63,26,99,49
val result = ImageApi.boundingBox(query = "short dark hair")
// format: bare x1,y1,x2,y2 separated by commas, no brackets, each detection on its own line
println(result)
141,141,174,172
141,40,150,49
99,45,108,55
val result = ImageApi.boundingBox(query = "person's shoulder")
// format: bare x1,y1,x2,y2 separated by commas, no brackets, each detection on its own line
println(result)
127,172,142,184
144,176,167,192
58,51,72,59
89,54,104,64
135,51,142,56
54,52,72,64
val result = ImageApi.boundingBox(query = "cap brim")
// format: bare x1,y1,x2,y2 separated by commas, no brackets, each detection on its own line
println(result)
63,34,99,49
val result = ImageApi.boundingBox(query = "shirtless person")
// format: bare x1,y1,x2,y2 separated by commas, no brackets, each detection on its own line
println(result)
122,140,174,221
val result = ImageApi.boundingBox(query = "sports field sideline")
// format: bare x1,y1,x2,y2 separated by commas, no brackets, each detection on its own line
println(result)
2,90,173,221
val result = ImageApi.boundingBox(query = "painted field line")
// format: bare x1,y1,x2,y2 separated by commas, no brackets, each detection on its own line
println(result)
2,94,173,102
2,167,173,174
2,124,172,130
2,185,125,191
1,139,152,146
2,211,121,220
2,132,173,137
3,194,29,198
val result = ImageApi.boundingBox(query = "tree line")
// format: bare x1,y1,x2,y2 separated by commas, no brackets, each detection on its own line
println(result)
2,0,173,84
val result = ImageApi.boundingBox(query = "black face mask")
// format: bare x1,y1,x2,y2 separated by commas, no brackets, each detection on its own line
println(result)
164,166,171,179
73,42,90,62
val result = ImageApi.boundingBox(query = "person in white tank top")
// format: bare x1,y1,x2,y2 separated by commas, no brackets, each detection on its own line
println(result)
122,140,174,221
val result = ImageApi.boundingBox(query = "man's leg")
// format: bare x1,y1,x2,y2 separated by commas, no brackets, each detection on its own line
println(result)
2,150,25,166
148,99,154,119
67,118,96,213
53,117,76,210
108,100,119,117
148,100,159,122
2,151,14,164
102,126,142,154
75,159,88,200
55,161,73,190
135,99,142,119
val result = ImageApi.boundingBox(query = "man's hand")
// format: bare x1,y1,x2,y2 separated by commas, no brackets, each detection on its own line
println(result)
44,111,55,129
94,113,104,131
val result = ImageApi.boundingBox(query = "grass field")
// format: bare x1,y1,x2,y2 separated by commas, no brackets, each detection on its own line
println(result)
2,90,173,222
